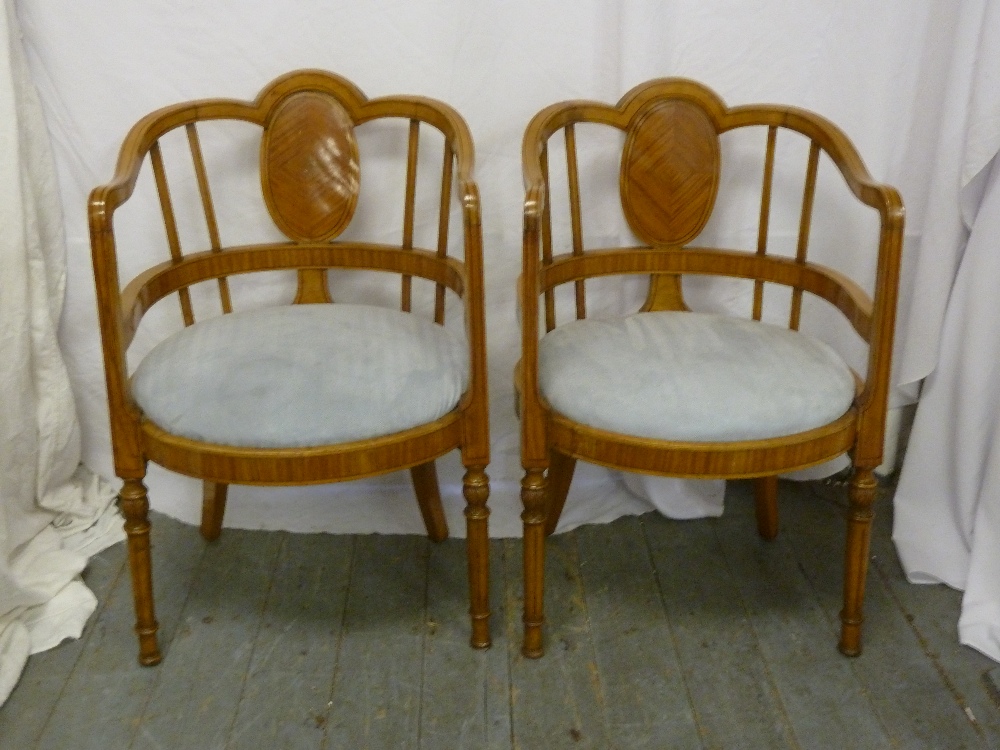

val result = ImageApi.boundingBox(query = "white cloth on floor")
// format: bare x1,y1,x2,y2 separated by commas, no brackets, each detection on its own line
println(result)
0,2,122,709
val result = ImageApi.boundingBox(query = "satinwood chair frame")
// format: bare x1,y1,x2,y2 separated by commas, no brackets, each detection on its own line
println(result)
517,79,903,658
90,70,491,666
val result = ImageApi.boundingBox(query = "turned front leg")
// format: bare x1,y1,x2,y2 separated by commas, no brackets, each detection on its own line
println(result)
463,467,491,649
521,468,547,658
120,478,161,666
839,467,878,656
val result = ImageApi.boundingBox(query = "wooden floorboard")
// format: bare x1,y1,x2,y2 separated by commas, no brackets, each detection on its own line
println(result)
3,479,999,750
131,528,283,750
226,532,354,750
504,535,612,750
574,518,702,749
32,514,206,750
868,488,1000,747
419,536,510,750
642,510,799,749
322,534,427,749
783,480,988,750
712,481,894,750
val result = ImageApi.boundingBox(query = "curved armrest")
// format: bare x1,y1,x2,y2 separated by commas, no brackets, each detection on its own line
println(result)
458,179,491,464
519,183,547,466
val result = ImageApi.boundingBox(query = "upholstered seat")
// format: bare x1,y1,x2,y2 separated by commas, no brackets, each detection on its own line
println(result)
132,304,469,448
538,311,855,442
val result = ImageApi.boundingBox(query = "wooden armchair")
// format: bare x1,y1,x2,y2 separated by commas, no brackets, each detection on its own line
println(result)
517,79,903,658
89,70,491,665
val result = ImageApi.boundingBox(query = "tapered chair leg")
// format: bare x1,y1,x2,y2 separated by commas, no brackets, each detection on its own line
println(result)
120,477,161,666
521,468,548,658
839,467,878,656
463,466,491,648
544,450,576,536
200,481,228,542
412,461,449,543
754,476,779,540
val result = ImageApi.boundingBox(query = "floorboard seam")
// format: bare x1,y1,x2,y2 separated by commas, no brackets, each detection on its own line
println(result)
639,516,707,749
416,538,431,750
873,552,986,741
798,485,907,746
127,535,210,750
501,541,516,750
572,530,614,748
222,531,287,748
318,534,357,750
709,514,803,750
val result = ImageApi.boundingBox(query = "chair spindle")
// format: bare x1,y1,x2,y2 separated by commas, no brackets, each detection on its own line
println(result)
401,118,420,312
790,140,820,330
185,124,232,314
753,126,778,321
435,140,453,324
540,143,555,331
150,140,194,326
564,124,586,320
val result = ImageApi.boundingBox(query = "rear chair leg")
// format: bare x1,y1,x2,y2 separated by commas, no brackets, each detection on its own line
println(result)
839,467,878,656
463,466,491,648
200,481,228,541
121,477,161,666
544,450,576,536
754,476,779,540
411,461,449,543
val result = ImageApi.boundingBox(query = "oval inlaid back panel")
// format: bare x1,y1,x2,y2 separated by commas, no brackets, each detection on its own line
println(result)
261,92,360,242
620,100,720,246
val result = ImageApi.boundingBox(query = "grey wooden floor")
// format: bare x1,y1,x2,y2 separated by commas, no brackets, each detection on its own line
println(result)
3,478,999,749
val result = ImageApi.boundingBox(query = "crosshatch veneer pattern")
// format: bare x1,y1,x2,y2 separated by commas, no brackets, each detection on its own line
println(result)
260,90,361,243
620,99,721,247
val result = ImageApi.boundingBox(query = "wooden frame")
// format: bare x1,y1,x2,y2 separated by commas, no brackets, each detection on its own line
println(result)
518,79,903,658
90,70,491,665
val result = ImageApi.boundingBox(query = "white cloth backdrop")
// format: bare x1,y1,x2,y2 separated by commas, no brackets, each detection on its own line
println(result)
893,0,1000,664
5,0,993,700
16,0,940,538
0,2,123,707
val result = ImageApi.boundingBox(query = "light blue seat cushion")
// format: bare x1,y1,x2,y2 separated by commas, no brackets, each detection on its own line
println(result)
538,311,855,442
131,304,469,448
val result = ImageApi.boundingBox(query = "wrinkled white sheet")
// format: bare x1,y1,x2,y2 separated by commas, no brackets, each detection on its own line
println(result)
893,0,1000,664
0,1,123,709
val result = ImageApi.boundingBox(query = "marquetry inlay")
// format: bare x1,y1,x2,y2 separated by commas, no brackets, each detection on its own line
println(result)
261,91,360,242
620,99,720,247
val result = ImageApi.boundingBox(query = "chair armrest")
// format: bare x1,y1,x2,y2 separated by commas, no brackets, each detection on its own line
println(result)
458,179,490,464
803,112,905,452
742,108,905,439
520,182,548,467
89,186,145,475
732,105,905,462
854,183,904,464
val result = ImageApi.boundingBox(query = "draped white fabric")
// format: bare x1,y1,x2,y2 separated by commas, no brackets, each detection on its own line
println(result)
15,0,943,539
5,0,992,693
892,0,1000,663
0,2,123,708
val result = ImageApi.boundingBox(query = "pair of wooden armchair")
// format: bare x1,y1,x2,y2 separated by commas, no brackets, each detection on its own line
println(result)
90,70,902,666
